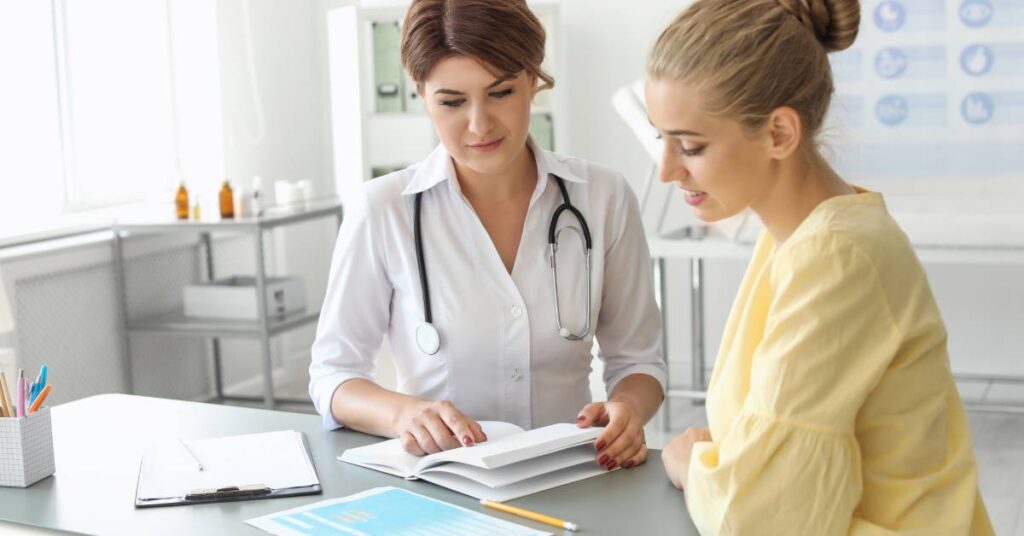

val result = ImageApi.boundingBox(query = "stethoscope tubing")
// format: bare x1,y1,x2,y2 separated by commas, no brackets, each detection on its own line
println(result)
414,173,592,355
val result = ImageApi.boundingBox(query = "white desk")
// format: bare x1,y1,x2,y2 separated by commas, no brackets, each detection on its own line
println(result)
0,395,698,535
649,228,1024,425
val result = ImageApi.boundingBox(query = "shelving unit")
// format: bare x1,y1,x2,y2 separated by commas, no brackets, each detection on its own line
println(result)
111,199,343,409
326,0,568,203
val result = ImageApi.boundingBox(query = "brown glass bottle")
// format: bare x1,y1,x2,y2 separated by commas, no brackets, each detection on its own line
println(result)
219,180,235,219
175,182,189,220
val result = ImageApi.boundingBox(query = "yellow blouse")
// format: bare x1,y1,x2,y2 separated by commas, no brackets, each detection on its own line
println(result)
685,191,993,535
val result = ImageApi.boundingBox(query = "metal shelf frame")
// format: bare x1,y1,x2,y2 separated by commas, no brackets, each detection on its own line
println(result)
112,199,343,409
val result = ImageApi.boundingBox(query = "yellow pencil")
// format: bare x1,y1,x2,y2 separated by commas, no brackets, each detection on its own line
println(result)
0,372,12,417
480,499,579,532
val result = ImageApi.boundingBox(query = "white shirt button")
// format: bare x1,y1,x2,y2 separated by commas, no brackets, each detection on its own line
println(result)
511,305,523,318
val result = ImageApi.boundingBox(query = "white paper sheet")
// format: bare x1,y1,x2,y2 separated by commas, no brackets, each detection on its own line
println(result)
137,430,318,500
338,421,525,477
419,444,596,489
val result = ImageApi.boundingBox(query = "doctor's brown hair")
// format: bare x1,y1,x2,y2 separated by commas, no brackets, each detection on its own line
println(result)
648,0,860,148
400,0,553,91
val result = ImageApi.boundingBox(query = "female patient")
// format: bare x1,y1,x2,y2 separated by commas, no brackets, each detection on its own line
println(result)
310,0,665,470
647,0,993,534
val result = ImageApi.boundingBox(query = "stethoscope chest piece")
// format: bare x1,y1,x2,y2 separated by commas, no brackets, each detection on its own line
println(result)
416,322,441,355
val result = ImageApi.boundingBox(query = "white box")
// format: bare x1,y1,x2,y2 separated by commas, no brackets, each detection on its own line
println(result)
0,407,56,487
184,276,307,320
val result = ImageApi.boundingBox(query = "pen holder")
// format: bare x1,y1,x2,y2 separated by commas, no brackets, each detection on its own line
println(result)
0,407,55,487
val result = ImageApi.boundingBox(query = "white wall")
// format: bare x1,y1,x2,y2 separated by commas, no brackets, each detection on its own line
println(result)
211,0,341,386
216,0,330,194
557,0,681,189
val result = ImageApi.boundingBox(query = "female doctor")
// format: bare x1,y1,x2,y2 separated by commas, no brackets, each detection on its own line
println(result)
309,0,666,471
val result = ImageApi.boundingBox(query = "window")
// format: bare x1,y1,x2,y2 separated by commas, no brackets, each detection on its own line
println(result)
0,0,222,238
0,1,65,234
59,0,179,210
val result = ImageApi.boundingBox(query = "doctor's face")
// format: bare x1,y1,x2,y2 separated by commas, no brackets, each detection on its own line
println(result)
645,77,774,222
421,56,536,176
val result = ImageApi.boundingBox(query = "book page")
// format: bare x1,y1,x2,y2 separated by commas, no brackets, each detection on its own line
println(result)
338,421,524,478
419,459,609,502
419,444,595,489
415,423,602,472
137,431,317,501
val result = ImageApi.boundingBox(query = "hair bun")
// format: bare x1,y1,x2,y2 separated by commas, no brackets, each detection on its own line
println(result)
777,0,859,52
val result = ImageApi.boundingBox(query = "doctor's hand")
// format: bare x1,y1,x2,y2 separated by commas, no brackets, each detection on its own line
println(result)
394,400,488,456
662,427,712,491
576,401,648,471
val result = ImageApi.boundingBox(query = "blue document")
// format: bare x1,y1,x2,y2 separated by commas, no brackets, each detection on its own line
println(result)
246,487,550,536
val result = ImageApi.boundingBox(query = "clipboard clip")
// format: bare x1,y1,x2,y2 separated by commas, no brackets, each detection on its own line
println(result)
185,484,271,501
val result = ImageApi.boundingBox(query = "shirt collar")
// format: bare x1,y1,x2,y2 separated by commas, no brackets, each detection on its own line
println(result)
400,136,585,197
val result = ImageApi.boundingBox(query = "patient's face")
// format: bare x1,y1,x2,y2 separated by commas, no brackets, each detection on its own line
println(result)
421,56,536,177
645,77,774,223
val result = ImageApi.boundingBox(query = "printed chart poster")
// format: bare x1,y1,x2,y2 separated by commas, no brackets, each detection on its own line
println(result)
826,0,1024,181
246,487,551,536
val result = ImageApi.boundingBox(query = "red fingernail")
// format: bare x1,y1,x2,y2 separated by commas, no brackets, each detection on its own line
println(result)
624,460,635,469
606,461,617,470
595,440,606,450
576,415,585,422
598,454,609,465
463,436,473,446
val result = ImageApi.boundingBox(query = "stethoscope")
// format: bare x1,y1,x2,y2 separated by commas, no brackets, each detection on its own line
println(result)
413,173,593,355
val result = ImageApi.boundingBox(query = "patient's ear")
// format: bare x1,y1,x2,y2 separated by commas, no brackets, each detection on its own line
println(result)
766,106,802,160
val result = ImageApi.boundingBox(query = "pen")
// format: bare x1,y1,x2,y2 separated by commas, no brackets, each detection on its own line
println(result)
29,365,49,406
37,364,47,401
21,376,28,416
28,385,51,414
30,374,40,401
480,499,579,532
38,364,47,391
179,439,205,471
16,370,24,418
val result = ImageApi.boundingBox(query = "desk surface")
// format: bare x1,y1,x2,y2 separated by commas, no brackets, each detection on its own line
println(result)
0,395,697,536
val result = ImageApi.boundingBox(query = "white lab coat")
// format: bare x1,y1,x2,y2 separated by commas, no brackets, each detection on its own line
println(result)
310,138,666,430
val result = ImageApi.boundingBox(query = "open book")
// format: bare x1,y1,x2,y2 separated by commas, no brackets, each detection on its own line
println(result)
339,422,608,502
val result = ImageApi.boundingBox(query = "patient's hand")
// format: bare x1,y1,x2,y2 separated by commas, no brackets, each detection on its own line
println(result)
662,427,712,490
395,400,487,456
577,401,648,471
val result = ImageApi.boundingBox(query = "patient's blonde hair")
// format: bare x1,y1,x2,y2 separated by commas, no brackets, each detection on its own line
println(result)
648,0,859,147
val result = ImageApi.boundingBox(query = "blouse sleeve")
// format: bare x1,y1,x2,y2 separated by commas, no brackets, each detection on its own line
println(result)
685,234,902,535
308,186,394,430
594,176,667,396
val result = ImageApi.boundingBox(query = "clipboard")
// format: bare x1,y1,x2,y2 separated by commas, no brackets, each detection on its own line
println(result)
134,430,322,508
